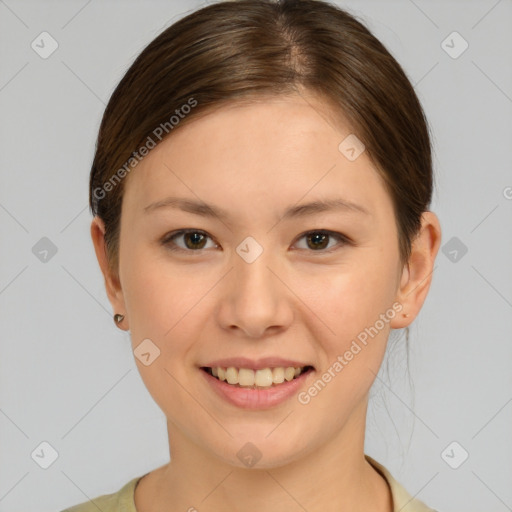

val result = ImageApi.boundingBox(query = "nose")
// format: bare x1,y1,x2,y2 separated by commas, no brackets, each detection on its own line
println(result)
216,248,294,339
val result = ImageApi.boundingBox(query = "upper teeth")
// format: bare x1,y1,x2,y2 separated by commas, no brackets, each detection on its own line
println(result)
211,366,305,387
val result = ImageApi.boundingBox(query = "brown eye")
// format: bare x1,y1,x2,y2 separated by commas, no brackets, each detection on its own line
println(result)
294,230,350,252
163,230,216,251
306,232,329,250
184,232,207,249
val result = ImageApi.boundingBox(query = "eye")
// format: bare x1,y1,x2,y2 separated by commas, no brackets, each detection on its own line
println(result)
293,230,350,252
162,229,217,252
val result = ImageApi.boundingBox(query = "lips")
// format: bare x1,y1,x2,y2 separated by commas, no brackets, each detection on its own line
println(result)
198,356,315,408
200,364,315,409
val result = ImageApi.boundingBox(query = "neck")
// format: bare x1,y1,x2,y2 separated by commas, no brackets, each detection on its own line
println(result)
137,396,392,512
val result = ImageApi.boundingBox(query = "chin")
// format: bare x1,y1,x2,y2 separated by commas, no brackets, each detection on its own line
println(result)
208,430,311,470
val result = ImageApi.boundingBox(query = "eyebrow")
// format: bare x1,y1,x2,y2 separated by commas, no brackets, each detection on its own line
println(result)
143,196,370,220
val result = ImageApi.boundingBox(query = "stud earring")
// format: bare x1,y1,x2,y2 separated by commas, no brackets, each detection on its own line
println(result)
114,313,125,324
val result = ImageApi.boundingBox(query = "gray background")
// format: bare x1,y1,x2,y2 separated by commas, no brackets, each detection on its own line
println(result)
1,0,511,511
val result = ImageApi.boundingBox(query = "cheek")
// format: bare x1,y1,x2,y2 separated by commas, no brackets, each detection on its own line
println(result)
123,254,204,414
299,254,397,339
121,244,204,337
300,268,394,411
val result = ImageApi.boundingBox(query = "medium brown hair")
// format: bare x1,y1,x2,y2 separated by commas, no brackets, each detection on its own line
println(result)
89,0,433,280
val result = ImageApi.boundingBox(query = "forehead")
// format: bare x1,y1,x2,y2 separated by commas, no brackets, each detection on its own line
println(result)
121,92,392,223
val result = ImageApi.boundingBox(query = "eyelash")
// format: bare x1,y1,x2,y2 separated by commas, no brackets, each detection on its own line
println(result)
161,229,352,255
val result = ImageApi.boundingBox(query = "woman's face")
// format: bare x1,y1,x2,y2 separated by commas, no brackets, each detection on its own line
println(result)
96,92,418,467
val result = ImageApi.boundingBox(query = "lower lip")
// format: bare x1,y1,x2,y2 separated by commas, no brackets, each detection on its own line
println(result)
200,368,314,409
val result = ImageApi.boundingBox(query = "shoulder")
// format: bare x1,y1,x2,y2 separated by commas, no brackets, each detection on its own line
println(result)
60,476,144,512
365,455,439,512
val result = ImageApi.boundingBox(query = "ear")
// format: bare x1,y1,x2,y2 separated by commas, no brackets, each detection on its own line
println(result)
390,211,442,329
90,216,128,330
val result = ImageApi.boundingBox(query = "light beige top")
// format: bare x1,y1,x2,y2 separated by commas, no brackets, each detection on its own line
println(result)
61,454,437,512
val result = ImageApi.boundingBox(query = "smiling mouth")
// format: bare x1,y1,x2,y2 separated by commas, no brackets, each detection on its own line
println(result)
201,365,315,388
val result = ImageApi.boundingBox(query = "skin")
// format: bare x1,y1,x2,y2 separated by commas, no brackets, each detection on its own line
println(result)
91,90,441,512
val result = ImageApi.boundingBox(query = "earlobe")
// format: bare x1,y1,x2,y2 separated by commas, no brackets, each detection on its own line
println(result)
90,216,127,328
390,211,442,329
